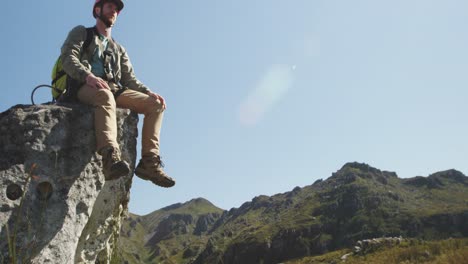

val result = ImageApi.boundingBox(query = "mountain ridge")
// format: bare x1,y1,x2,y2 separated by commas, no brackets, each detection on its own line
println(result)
117,162,468,264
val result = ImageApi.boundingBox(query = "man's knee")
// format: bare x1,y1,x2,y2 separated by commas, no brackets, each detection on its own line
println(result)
95,89,116,107
144,97,164,114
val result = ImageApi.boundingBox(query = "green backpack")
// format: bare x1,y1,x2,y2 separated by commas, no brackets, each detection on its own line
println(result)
31,26,94,104
50,27,96,101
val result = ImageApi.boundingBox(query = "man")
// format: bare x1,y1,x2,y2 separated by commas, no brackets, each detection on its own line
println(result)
61,0,175,187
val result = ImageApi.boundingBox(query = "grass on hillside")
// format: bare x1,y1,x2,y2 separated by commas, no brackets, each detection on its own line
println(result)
286,238,468,264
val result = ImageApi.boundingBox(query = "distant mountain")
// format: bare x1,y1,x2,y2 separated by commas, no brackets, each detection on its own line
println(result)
117,162,468,264
117,198,223,263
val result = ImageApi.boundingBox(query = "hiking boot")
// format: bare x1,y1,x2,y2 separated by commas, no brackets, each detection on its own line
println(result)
135,155,175,188
99,146,130,180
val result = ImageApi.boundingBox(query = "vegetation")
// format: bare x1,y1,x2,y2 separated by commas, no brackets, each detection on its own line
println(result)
286,238,468,264
118,162,468,264
117,198,224,264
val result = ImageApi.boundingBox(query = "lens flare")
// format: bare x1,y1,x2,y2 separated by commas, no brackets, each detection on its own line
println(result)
239,64,295,125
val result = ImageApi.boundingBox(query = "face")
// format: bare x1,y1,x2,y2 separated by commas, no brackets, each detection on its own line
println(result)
95,2,119,27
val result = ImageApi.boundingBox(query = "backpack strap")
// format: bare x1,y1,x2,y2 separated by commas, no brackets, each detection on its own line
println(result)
102,38,127,98
83,27,96,52
52,66,65,86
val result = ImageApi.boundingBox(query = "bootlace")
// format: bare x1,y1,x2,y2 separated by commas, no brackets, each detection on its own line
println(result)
103,147,120,163
145,155,165,168
155,156,165,168
111,149,121,162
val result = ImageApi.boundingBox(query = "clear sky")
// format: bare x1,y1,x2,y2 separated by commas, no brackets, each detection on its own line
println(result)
1,1,467,215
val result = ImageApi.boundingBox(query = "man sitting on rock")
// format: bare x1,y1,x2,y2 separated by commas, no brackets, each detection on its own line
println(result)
60,0,175,187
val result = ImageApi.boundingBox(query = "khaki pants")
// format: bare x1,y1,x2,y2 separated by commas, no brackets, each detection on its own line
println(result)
77,84,164,156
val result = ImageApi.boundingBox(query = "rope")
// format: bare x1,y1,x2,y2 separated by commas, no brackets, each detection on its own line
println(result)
30,84,60,105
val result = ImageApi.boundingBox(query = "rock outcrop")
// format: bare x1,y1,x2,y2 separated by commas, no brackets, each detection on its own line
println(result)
0,104,138,263
353,236,406,255
194,213,221,235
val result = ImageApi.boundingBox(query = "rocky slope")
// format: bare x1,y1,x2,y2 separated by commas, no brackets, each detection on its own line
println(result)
119,162,468,264
117,198,223,263
0,104,138,263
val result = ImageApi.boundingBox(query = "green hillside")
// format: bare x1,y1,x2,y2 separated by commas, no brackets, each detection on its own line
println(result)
117,198,223,264
117,162,468,264
286,238,468,264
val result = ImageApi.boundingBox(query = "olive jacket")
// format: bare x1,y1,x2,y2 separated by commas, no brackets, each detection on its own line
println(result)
61,25,150,94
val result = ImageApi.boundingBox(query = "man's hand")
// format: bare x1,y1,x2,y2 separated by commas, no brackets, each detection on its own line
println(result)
86,74,110,90
147,92,167,109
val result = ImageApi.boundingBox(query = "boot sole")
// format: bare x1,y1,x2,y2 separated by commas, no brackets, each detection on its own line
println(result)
106,162,131,181
135,168,175,188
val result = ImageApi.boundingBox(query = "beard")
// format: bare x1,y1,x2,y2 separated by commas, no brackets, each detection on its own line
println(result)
98,10,115,28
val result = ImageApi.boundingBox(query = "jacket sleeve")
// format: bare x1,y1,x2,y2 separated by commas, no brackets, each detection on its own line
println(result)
119,45,151,94
61,25,92,83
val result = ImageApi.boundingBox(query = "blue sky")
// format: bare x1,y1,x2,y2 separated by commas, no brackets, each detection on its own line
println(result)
1,1,467,215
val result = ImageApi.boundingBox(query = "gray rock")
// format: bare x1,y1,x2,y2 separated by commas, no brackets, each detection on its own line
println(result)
354,237,408,255
353,246,361,253
0,104,138,263
194,213,221,235
341,252,353,261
